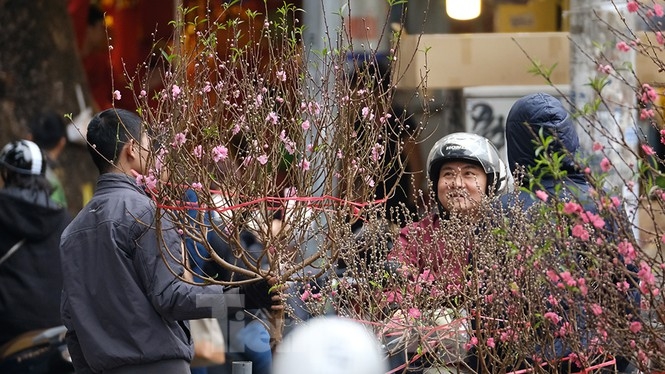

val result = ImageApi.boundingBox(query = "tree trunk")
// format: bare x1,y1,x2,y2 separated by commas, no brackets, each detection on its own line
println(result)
0,0,97,215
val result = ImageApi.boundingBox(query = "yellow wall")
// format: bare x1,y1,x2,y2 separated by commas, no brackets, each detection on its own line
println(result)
494,0,569,32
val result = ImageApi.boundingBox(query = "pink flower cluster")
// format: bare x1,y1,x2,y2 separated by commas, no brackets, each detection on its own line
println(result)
136,173,158,191
544,311,561,324
618,240,637,264
641,83,658,103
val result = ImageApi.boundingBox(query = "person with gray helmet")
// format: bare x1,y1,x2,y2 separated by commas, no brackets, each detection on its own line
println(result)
0,140,71,370
384,132,507,373
389,132,507,283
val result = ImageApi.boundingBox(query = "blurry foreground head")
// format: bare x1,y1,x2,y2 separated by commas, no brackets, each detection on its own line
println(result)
273,316,388,374
505,92,579,176
427,132,507,214
0,140,51,191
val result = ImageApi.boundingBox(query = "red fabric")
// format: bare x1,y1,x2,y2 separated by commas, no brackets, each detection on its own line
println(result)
388,214,468,293
104,0,172,111
82,51,114,110
67,0,89,50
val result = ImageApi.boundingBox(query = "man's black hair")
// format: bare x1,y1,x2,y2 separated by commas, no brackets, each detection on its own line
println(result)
28,111,67,151
86,108,143,174
88,3,105,26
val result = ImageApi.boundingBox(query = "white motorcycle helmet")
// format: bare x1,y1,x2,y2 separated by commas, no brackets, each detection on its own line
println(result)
0,140,46,176
273,316,388,374
426,132,508,195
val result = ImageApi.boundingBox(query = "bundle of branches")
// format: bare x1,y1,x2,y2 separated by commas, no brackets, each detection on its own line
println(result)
113,0,423,347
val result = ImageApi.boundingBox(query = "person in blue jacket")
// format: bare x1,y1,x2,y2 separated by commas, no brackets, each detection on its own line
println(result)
500,92,639,373
183,189,274,374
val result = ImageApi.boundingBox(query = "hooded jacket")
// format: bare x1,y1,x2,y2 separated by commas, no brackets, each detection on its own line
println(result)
0,186,71,346
502,92,595,209
505,92,579,179
501,93,639,361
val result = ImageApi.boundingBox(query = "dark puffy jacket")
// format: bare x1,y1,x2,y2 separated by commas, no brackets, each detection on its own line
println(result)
501,93,639,360
0,187,70,346
502,92,595,209
505,92,579,178
60,173,227,373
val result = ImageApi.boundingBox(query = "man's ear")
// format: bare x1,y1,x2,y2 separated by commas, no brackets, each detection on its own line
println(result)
123,138,137,162
57,136,67,150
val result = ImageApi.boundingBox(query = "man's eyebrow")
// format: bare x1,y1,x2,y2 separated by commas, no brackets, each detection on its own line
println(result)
441,164,481,170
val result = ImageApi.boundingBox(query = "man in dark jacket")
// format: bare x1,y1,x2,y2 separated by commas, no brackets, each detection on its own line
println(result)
0,140,71,347
502,92,587,210
60,108,280,374
501,92,638,372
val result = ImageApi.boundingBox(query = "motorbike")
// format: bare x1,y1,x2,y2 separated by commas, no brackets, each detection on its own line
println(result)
0,325,74,374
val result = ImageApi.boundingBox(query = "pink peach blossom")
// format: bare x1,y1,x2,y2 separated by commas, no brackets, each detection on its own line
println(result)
193,145,203,159
627,1,639,13
616,41,631,52
266,112,279,125
546,269,560,282
642,144,656,156
618,241,636,264
640,108,655,120
563,201,582,215
299,159,311,171
572,224,590,241
171,84,181,98
276,70,287,82
544,312,561,324
656,4,664,17
172,132,186,148
407,308,421,319
212,145,229,162
535,190,548,201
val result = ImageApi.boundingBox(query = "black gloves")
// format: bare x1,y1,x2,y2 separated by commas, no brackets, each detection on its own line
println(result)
238,279,278,310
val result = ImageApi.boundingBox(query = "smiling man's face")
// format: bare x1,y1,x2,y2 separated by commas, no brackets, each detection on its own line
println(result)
437,160,487,214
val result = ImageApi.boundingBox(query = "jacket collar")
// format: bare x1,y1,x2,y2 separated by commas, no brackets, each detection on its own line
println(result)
96,173,148,196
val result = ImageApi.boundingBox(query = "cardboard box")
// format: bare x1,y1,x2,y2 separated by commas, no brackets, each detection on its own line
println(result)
637,199,665,260
394,32,569,89
394,31,664,89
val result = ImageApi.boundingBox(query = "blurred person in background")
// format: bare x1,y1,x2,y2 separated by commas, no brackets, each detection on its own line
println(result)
28,110,69,208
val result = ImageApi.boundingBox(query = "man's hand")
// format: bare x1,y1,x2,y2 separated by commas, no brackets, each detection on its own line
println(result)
239,276,284,311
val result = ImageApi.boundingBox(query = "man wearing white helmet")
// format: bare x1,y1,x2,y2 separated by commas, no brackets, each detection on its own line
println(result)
0,139,71,372
384,132,507,373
